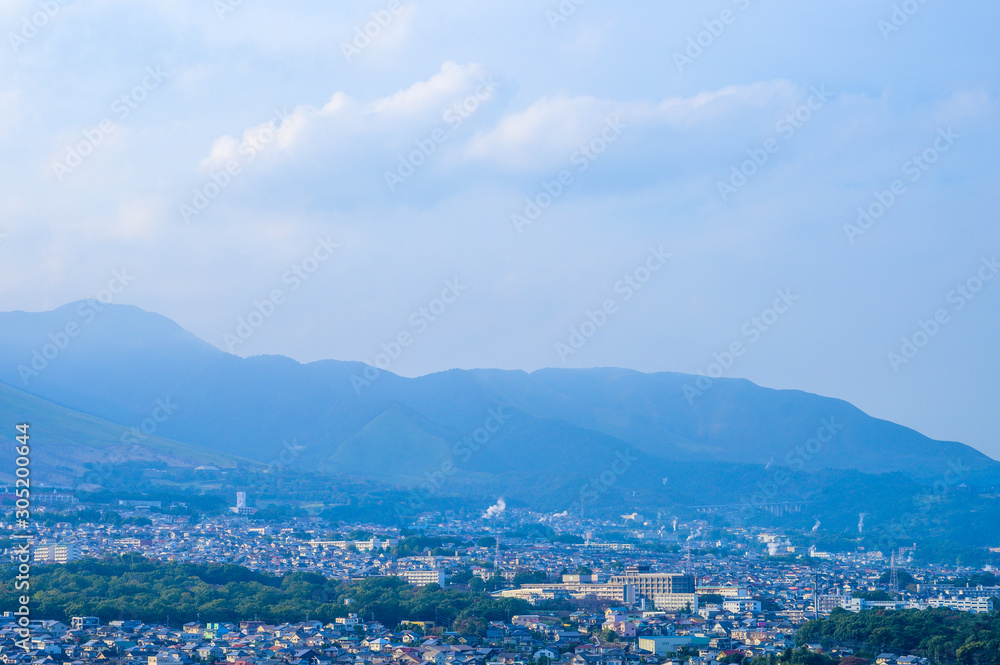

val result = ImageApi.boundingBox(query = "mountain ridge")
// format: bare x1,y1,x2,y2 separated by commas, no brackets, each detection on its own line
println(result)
0,301,995,492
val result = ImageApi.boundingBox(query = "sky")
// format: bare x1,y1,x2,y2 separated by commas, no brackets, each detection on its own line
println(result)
1,0,999,459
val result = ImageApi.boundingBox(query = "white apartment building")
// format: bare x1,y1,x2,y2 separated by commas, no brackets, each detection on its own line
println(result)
397,569,446,586
723,598,762,613
927,596,994,613
653,593,699,612
33,542,80,564
517,581,636,605
310,538,398,551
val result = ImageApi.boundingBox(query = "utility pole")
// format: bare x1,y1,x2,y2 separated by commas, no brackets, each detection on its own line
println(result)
814,574,819,620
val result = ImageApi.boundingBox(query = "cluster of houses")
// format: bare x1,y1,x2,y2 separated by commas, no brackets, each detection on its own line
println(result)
0,607,928,665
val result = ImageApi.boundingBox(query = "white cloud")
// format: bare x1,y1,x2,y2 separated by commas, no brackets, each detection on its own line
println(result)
198,61,496,173
653,80,797,125
371,61,488,115
463,94,618,171
929,87,994,124
198,73,801,183
461,80,797,172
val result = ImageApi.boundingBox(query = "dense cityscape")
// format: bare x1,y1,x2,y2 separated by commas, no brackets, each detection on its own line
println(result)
3,490,998,665
3,1,998,664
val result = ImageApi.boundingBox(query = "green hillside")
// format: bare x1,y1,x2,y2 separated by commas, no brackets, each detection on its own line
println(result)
0,381,249,485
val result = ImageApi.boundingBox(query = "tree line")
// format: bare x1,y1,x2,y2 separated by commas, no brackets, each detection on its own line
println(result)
0,554,529,634
795,607,1000,664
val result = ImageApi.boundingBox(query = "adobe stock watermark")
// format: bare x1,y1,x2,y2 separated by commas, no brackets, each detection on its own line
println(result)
398,407,511,513
53,66,169,181
71,397,175,490
385,73,500,192
120,397,180,446
341,0,404,62
683,288,799,404
180,107,292,223
17,270,135,385
11,420,32,651
574,448,640,517
214,0,245,21
7,0,71,54
673,0,753,73
512,115,627,234
887,255,997,373
844,127,958,244
556,246,671,363
350,278,468,394
267,439,306,474
717,85,831,202
878,0,933,41
738,417,844,520
241,439,307,494
223,235,340,353
545,0,585,30
75,396,178,490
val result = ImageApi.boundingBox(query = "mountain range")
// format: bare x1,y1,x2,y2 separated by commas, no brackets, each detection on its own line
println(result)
0,302,997,498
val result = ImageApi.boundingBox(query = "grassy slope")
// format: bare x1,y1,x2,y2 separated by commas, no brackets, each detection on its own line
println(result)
0,381,249,484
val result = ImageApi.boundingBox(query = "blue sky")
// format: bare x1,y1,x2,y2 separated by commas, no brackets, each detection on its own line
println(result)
2,0,999,459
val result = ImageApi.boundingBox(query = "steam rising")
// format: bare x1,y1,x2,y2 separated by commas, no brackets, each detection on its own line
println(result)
483,498,506,519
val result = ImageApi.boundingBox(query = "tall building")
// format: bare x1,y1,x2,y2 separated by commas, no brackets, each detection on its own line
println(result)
608,572,695,600
229,491,256,515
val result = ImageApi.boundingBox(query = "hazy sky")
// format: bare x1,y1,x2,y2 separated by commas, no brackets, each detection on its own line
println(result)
2,1,998,458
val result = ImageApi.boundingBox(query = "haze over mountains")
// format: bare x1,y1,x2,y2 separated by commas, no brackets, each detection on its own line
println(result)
0,302,997,493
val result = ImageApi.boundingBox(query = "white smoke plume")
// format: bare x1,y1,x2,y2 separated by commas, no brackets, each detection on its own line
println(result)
857,513,866,534
672,517,678,532
686,528,701,542
483,498,506,519
812,519,821,532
